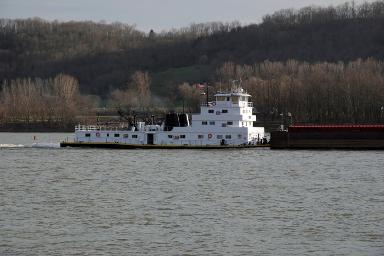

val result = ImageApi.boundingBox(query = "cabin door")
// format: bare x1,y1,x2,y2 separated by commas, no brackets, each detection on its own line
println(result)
147,134,154,145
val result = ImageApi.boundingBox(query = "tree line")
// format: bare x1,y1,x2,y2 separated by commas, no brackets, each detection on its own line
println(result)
1,58,384,127
262,1,384,25
0,74,96,126
1,1,384,128
214,59,384,124
1,1,383,97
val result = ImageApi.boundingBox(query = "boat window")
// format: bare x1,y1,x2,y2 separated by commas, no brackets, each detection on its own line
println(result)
85,133,91,137
209,121,215,125
202,121,208,125
216,111,221,115
132,135,138,138
217,135,223,139
123,134,128,138
222,109,228,113
222,123,227,127
114,134,120,137
208,109,214,113
226,97,230,101
168,135,173,138
180,135,186,139
238,134,242,139
198,135,204,139
225,135,232,139
227,121,233,125
107,133,109,137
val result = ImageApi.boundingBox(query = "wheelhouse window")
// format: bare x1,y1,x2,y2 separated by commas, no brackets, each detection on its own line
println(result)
85,133,91,137
198,135,204,139
232,96,239,103
132,135,138,138
180,135,186,139
225,135,232,139
168,135,173,138
222,109,228,113
209,121,215,125
227,121,233,125
114,134,120,137
123,134,129,138
217,135,223,139
202,121,208,125
208,109,214,113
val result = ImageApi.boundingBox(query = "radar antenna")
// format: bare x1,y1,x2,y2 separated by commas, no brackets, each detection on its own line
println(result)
231,79,243,93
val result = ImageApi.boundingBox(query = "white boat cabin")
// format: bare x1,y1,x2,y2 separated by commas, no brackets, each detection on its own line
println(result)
75,87,265,146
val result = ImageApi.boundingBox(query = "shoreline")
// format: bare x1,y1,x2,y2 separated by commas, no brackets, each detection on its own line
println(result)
0,123,74,133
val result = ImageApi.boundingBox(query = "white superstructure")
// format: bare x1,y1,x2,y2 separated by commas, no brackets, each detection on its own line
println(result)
74,87,265,146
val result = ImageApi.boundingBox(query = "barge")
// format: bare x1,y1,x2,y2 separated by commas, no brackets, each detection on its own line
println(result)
270,124,384,149
61,86,268,149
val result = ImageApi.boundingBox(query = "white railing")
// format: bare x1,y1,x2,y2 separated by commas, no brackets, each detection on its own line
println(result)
201,102,216,107
75,125,100,131
75,124,124,131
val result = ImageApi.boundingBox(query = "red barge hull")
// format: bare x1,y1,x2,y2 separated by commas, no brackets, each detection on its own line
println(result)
270,125,384,149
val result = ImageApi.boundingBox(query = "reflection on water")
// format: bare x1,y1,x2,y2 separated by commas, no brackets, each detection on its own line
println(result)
1,133,383,255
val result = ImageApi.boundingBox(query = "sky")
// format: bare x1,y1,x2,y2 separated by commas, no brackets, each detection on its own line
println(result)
0,0,374,32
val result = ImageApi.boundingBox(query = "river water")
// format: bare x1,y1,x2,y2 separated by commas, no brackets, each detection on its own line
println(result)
1,133,383,255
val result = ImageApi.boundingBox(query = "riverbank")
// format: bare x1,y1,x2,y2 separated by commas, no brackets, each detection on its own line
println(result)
0,122,74,132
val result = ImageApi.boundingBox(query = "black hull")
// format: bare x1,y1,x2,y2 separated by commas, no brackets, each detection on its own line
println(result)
271,127,384,150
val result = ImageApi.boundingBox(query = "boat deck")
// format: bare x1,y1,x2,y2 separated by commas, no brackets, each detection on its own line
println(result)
60,141,270,149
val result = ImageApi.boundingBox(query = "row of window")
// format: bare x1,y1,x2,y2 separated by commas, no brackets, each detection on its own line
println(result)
85,133,138,138
201,122,253,127
168,134,241,139
215,96,249,102
208,109,228,114
202,121,215,125
86,132,242,140
242,122,253,127
209,109,252,115
168,135,186,139
202,121,234,126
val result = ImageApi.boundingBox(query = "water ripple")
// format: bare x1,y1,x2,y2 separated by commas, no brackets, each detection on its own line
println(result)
1,133,384,255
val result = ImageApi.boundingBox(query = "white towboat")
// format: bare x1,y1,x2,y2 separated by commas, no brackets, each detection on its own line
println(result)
60,86,266,149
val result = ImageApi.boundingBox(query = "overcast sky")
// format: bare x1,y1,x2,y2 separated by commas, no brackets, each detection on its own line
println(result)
0,0,374,32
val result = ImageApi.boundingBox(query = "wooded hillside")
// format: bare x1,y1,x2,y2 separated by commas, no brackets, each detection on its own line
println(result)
1,1,384,127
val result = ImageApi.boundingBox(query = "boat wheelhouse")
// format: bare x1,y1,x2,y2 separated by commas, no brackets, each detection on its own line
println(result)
61,86,266,149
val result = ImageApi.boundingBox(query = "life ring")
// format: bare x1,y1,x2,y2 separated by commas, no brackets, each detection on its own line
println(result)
96,132,100,137
208,133,213,139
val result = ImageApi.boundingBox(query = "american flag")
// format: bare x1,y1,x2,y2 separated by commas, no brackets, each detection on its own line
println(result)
195,83,206,90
